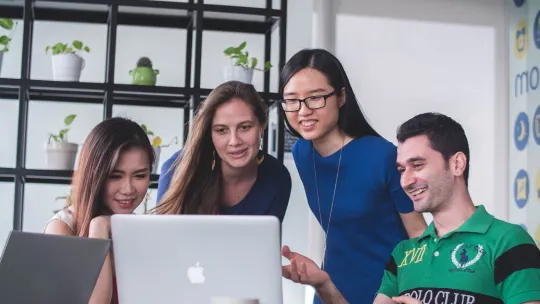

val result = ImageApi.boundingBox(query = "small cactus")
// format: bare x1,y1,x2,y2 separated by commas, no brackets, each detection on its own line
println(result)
137,57,153,68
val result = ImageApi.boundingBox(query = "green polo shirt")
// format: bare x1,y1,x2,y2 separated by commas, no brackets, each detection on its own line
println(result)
377,205,540,304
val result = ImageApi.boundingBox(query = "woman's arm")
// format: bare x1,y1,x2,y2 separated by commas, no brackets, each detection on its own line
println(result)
156,150,181,204
398,212,427,238
87,216,114,304
43,219,113,304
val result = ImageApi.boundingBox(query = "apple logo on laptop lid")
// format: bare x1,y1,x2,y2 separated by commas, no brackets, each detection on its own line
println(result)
187,262,205,284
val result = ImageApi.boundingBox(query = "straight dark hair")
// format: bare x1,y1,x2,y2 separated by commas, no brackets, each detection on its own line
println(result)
279,48,380,139
70,117,154,237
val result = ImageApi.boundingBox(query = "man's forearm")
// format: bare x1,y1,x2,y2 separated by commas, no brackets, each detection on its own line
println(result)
315,280,349,304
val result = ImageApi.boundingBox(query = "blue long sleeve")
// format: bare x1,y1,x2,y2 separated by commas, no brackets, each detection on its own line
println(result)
156,150,180,204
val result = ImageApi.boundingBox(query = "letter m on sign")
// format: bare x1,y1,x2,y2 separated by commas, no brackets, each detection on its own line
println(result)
398,244,427,267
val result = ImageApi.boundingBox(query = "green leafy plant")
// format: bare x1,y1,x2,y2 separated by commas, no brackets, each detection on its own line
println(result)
45,40,90,56
140,123,178,148
0,18,18,52
224,41,272,72
48,114,76,144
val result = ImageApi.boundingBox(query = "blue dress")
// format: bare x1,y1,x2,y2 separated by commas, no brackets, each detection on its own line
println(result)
156,150,292,223
292,136,414,303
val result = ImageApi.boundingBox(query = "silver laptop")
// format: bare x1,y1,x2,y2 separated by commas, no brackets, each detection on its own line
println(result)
111,214,283,304
0,230,111,304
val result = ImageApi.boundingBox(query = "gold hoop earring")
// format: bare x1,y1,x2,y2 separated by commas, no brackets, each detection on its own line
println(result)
256,150,264,165
212,150,216,171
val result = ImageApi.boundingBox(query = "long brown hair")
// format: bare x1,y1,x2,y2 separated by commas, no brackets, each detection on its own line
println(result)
69,117,154,237
152,81,268,215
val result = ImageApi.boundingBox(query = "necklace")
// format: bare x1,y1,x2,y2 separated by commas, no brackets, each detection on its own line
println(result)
312,137,344,270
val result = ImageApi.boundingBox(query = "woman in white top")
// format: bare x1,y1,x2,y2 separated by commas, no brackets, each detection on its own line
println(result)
44,117,155,304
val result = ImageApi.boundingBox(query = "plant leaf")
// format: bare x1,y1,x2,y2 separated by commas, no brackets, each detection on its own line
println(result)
224,47,236,55
250,57,257,69
0,35,9,45
72,40,82,50
59,128,69,136
141,124,148,133
83,46,90,52
0,18,14,30
64,114,76,125
237,41,246,51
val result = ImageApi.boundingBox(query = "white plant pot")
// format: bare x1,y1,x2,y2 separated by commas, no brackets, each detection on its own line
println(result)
52,54,85,82
222,66,254,84
45,142,79,170
152,146,161,174
0,51,3,75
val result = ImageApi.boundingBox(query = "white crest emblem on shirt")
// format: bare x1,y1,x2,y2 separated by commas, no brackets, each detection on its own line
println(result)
451,243,483,269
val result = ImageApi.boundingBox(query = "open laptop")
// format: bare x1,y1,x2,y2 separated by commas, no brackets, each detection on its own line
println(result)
111,214,283,304
0,230,111,304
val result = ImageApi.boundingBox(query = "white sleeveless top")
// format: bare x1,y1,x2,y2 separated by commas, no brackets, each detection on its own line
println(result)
45,205,75,233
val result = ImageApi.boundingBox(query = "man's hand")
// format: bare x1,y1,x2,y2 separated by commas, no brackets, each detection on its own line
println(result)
281,245,330,288
391,296,422,304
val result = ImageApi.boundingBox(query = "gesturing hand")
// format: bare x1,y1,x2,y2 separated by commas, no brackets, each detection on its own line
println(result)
281,245,330,288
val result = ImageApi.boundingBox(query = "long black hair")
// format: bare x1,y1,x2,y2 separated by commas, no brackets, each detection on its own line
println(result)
279,48,381,139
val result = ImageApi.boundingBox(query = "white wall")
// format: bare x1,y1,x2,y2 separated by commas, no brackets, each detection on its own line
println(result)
0,1,313,303
335,0,508,220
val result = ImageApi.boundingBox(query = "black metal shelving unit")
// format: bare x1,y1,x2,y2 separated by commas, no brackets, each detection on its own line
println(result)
0,0,287,231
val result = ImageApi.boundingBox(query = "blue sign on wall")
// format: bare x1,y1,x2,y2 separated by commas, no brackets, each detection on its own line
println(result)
514,169,530,208
514,112,530,150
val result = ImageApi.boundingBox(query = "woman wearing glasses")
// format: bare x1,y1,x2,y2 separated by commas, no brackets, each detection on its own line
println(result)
279,49,427,304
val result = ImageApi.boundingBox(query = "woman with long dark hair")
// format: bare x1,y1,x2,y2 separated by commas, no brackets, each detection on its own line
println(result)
153,81,291,222
44,117,155,304
279,49,427,303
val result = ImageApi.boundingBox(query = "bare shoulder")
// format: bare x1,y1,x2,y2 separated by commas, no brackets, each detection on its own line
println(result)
43,219,74,236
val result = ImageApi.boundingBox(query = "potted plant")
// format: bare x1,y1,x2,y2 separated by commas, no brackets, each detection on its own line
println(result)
45,114,78,170
223,41,272,84
140,123,178,174
0,18,18,73
45,40,90,82
129,56,159,86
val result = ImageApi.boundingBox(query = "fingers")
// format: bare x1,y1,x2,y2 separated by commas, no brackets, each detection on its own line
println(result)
290,258,300,282
281,245,293,260
391,296,421,304
282,258,303,283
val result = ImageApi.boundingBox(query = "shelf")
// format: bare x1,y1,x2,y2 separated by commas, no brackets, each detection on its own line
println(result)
0,0,24,19
198,7,280,34
198,88,281,106
0,78,21,100
0,0,282,33
28,80,106,103
112,83,191,108
0,168,16,182
23,169,73,184
19,169,160,188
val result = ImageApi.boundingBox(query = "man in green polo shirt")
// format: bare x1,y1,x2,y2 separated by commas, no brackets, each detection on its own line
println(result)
281,112,540,304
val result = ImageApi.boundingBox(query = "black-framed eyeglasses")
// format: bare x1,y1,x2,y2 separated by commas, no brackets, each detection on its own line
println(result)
280,91,336,112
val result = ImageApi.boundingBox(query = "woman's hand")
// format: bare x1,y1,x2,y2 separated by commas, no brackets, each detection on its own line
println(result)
281,245,330,288
89,215,111,239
